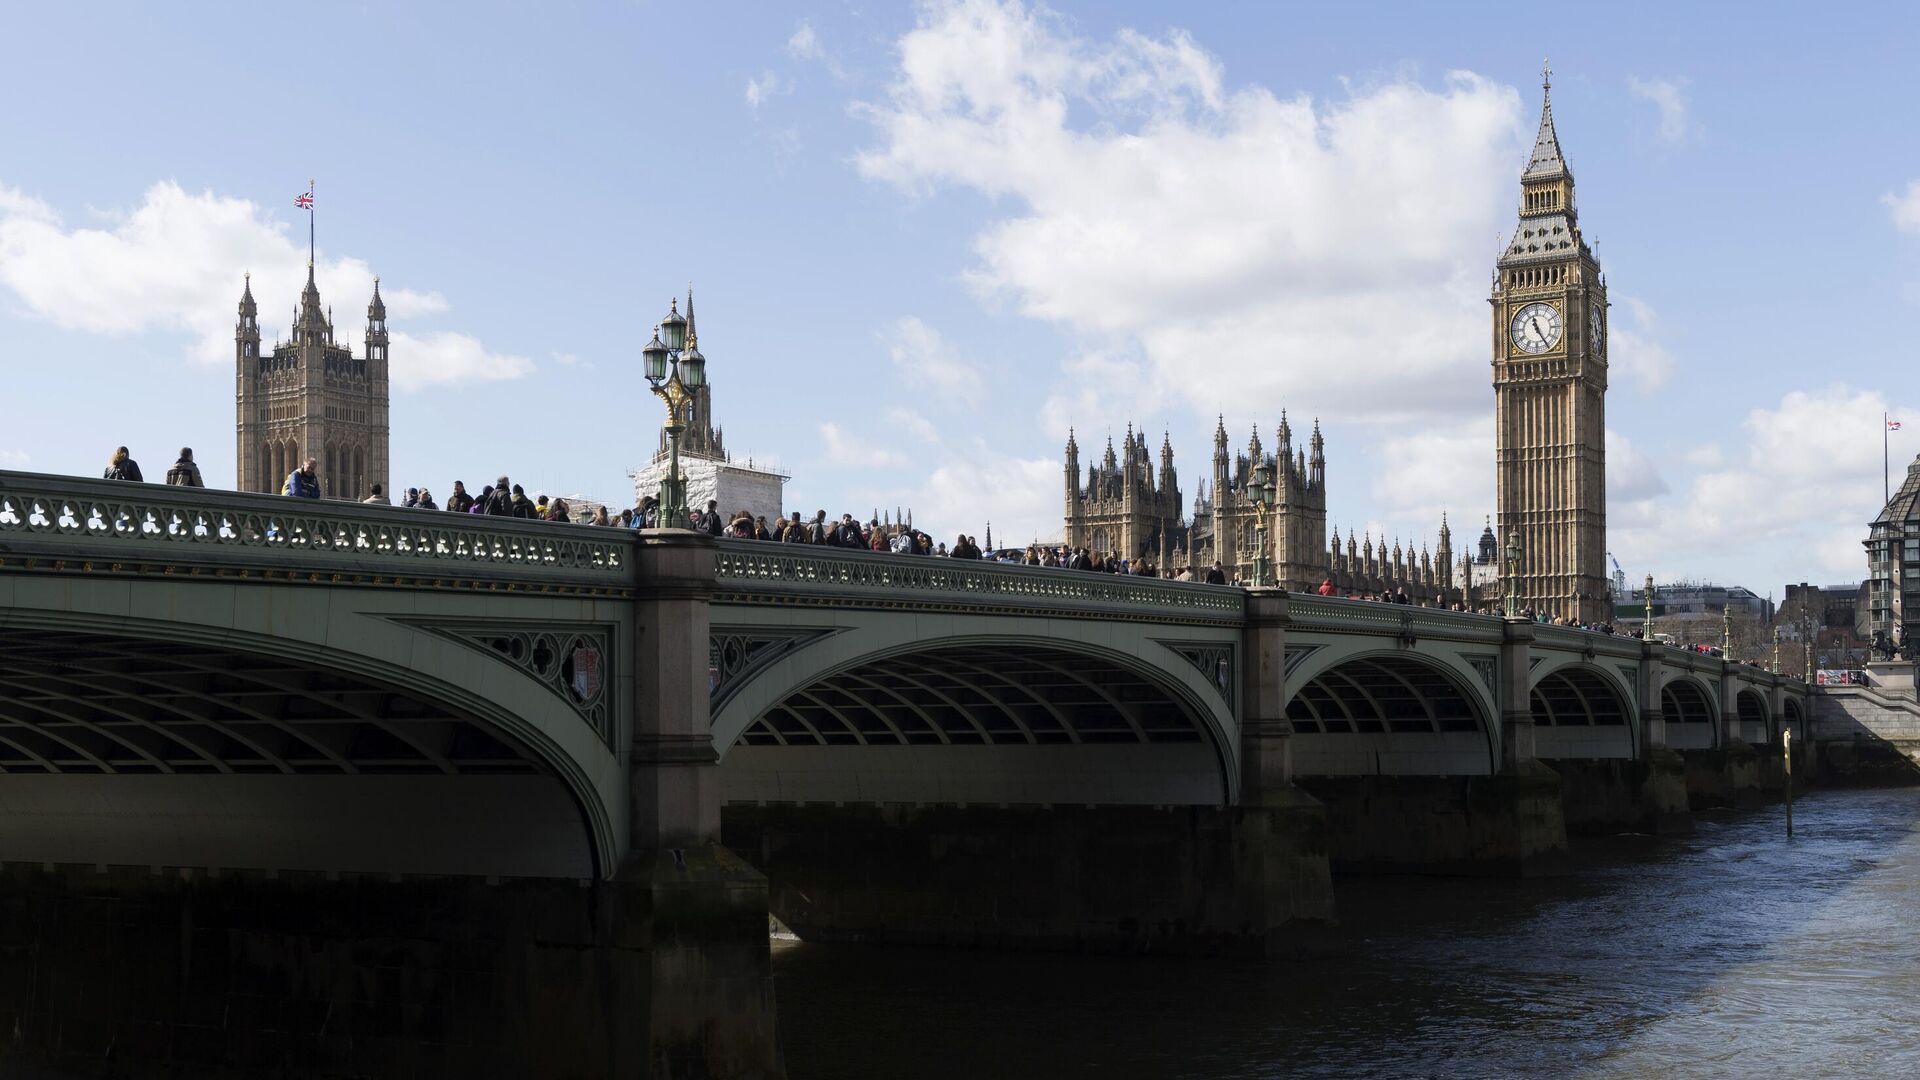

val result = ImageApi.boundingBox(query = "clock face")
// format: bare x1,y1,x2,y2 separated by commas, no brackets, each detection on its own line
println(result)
1509,302,1561,354
1589,301,1605,352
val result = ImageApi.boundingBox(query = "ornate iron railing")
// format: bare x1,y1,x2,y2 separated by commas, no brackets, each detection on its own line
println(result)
711,540,1245,621
0,470,633,586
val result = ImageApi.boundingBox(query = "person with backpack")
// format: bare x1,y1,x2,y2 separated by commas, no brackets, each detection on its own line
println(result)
103,446,143,482
284,458,320,499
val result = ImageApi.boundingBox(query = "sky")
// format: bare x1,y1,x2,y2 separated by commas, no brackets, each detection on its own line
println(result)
3,0,1918,598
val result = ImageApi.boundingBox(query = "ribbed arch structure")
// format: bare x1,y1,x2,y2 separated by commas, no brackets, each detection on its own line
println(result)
737,644,1205,748
1662,678,1718,750
1530,667,1634,759
723,643,1228,807
1783,696,1806,738
1736,689,1771,744
0,629,596,879
1286,655,1493,776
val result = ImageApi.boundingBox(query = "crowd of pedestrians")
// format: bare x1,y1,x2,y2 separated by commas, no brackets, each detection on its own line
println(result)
79,448,1786,660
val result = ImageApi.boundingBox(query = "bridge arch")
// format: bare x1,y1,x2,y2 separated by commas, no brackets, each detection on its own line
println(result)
712,626,1239,807
1782,696,1806,744
0,598,623,881
1530,665,1636,760
1661,676,1719,750
1735,688,1772,745
1285,651,1498,776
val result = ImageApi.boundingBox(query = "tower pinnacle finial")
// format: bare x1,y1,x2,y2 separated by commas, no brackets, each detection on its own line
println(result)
1542,57,1551,94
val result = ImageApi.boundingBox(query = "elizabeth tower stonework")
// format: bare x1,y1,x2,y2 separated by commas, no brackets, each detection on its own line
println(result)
1493,67,1610,622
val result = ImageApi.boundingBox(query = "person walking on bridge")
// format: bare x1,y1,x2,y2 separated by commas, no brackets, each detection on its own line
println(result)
445,480,474,514
284,458,320,499
165,448,203,487
103,446,143,482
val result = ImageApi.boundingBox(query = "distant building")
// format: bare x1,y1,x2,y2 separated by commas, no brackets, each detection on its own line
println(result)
1866,453,1920,653
1783,581,1869,640
1060,417,1461,600
234,267,389,499
1616,582,1772,638
629,290,788,523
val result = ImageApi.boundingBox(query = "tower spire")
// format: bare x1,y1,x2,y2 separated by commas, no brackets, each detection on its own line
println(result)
1524,62,1567,181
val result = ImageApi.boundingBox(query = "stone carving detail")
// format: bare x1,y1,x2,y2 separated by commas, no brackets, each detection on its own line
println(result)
1283,644,1325,678
0,476,629,584
1466,655,1499,699
709,627,836,714
1620,664,1642,698
407,622,614,744
1160,640,1234,703
711,540,1241,618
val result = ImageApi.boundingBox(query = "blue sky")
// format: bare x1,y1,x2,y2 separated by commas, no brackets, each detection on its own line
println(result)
3,1,1917,596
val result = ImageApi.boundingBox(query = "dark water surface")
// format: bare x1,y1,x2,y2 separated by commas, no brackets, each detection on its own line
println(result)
771,788,1920,1079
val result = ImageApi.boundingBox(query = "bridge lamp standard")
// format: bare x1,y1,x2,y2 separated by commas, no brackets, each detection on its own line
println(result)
1245,459,1275,588
1502,530,1523,618
1644,574,1657,642
641,300,707,531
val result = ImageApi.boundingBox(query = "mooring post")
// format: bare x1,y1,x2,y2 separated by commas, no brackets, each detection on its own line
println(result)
1784,727,1794,838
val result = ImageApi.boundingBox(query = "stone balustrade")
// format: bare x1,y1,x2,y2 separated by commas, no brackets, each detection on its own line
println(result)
0,469,633,591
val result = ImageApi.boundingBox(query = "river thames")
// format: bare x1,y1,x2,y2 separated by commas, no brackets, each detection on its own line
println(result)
772,787,1920,1079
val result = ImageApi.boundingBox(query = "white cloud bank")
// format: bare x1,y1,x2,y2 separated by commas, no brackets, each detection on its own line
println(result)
1885,180,1920,235
0,180,530,390
1626,76,1690,145
856,0,1530,426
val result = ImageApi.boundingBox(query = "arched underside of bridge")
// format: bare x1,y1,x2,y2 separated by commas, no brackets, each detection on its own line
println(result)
1287,654,1496,776
719,642,1231,806
1663,678,1719,750
0,629,597,879
1531,666,1635,760
1736,688,1772,745
1783,696,1805,739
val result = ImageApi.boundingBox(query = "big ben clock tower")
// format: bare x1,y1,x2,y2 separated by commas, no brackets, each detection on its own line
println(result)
1493,63,1610,623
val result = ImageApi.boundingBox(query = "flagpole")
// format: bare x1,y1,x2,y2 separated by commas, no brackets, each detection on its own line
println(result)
1887,411,1892,506
308,177,315,268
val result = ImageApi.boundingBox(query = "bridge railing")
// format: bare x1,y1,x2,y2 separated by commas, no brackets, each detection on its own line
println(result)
0,470,635,588
1284,594,1507,642
710,540,1246,622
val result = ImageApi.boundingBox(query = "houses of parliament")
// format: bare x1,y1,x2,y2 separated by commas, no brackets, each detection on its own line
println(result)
233,263,390,501
1064,68,1611,619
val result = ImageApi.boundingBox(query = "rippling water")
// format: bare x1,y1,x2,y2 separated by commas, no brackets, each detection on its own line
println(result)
772,788,1920,1079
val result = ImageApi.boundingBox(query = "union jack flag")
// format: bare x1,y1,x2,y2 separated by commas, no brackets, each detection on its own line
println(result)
1891,419,1904,431
295,191,313,209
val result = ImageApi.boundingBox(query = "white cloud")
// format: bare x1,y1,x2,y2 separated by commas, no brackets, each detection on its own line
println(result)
883,407,943,445
787,22,822,60
1368,417,1494,532
1626,76,1690,145
909,452,1061,545
819,421,907,469
0,180,524,389
390,331,533,391
1883,180,1920,235
856,1,1528,426
879,316,984,407
745,71,786,110
0,450,29,468
1608,296,1674,392
1616,386,1913,583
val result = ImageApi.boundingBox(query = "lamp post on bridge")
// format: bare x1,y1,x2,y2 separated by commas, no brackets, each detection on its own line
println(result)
1246,459,1274,587
1722,600,1734,657
1644,574,1657,642
1773,625,1783,674
1502,530,1523,618
641,298,707,530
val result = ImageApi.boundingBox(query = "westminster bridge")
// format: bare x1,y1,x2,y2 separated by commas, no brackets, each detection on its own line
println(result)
0,471,1807,1078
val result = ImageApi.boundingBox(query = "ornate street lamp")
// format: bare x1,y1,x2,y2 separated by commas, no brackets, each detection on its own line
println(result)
1246,460,1274,587
1722,598,1735,656
1773,625,1782,674
1502,529,1523,618
642,297,707,530
1643,574,1657,642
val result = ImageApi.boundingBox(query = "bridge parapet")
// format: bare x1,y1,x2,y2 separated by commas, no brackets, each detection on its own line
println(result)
711,539,1244,624
0,470,634,594
1284,594,1504,643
